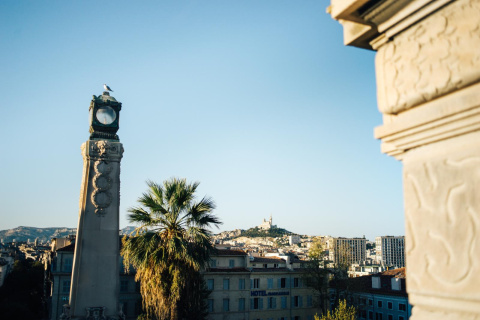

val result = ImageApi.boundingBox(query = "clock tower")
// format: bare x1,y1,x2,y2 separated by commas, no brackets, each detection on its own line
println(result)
64,90,125,320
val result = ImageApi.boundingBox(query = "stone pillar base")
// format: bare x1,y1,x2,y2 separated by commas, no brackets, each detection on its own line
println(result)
60,305,126,320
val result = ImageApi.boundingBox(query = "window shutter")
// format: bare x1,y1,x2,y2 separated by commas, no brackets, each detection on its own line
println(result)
273,297,277,309
278,278,281,288
250,298,254,309
250,279,253,289
299,296,303,307
259,297,264,310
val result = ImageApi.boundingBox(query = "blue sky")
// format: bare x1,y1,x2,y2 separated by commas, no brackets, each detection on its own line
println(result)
0,1,403,241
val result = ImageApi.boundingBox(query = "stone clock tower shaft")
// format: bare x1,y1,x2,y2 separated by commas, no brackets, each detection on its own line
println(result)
67,91,124,320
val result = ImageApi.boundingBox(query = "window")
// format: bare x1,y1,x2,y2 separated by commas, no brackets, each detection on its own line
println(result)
376,313,383,320
368,299,373,306
307,295,312,307
399,303,406,311
388,302,393,310
229,259,235,268
267,278,273,289
280,277,287,288
378,300,383,308
62,280,71,293
293,295,303,307
293,277,299,288
64,258,72,272
223,299,230,311
388,315,393,320
294,316,301,320
281,296,287,309
253,278,260,289
267,297,276,309
263,263,268,268
208,299,214,312
135,281,141,293
210,259,217,267
223,279,230,290
398,317,404,320
251,297,263,310
207,279,214,290
239,278,245,290
359,310,367,319
238,298,245,311
368,311,373,320
120,280,128,292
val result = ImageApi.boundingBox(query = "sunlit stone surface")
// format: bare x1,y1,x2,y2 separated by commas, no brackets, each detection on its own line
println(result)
329,0,480,318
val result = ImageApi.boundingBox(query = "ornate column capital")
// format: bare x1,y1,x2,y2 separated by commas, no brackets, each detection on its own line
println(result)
81,140,124,162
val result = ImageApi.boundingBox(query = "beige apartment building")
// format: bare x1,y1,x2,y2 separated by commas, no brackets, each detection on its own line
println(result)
204,249,321,320
327,237,367,266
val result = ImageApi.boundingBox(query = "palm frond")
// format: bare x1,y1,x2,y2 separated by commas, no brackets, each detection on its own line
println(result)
121,177,222,320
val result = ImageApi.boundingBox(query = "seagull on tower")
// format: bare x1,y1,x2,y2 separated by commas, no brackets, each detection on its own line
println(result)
103,84,113,92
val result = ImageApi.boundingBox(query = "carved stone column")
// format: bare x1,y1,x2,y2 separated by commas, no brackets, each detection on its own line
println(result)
329,0,480,318
69,140,124,320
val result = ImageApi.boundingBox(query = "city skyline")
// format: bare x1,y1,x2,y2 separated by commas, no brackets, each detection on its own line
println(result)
0,1,404,241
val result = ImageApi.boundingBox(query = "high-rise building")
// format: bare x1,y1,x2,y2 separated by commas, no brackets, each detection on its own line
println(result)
327,237,367,266
375,236,405,268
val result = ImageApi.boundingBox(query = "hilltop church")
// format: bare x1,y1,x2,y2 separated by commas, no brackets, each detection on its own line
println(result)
258,215,276,230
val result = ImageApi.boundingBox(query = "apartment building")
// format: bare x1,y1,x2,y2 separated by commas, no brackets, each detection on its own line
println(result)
204,249,321,320
327,237,367,266
375,236,405,268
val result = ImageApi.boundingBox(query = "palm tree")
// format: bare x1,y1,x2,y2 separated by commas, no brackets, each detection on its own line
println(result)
121,178,221,320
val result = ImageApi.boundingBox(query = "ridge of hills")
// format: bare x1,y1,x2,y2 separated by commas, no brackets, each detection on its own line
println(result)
214,226,294,240
0,226,136,243
0,225,293,244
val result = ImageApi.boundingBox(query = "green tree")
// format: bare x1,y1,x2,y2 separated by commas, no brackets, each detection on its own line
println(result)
303,238,330,315
121,178,221,320
314,299,356,320
330,243,353,308
0,259,45,319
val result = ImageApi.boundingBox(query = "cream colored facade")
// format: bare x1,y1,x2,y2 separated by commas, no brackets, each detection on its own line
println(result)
204,250,320,320
328,0,480,318
375,236,405,268
327,237,366,266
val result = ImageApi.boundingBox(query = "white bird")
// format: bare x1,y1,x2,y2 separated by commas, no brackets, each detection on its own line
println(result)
103,84,114,92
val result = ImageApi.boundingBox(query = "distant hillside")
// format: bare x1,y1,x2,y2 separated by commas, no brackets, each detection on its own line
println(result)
0,226,136,243
241,226,293,238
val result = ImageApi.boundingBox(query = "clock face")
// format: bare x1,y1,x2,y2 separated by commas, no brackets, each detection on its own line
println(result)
96,106,116,125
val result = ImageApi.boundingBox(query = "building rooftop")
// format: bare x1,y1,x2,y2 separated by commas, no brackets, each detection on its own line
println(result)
214,249,247,256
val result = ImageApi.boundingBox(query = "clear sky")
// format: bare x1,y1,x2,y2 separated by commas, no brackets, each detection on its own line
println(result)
0,1,404,241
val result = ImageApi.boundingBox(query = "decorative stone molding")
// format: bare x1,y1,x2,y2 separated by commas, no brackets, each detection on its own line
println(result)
376,0,480,114
91,161,113,216
374,82,480,159
403,131,480,316
60,304,71,320
85,307,106,320
82,140,124,163
329,0,480,319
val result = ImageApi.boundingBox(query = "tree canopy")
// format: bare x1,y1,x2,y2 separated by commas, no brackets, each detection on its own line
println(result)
121,178,221,320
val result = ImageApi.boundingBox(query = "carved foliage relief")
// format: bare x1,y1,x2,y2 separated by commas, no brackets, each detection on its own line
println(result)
404,145,480,300
376,0,480,115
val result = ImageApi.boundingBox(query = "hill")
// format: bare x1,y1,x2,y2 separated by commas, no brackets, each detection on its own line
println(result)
215,226,293,240
0,226,136,243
